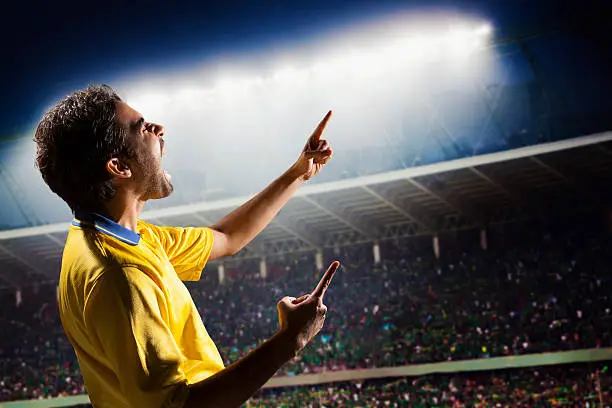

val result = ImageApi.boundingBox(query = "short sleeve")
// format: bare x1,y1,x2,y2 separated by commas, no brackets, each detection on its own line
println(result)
147,224,214,281
84,267,190,408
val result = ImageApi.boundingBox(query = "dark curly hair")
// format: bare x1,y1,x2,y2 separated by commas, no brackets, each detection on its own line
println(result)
34,85,135,213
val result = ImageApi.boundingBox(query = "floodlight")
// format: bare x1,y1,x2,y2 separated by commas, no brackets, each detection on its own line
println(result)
474,23,493,37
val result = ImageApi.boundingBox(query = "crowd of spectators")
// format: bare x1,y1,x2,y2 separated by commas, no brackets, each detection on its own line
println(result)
61,363,612,407
246,363,611,407
193,224,612,375
0,285,84,401
0,221,610,402
61,363,612,408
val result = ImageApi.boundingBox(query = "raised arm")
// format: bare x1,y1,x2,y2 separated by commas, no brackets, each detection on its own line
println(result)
183,261,339,408
208,111,333,260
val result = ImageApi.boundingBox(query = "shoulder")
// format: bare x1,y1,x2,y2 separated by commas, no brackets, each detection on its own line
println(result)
83,266,164,313
138,220,213,246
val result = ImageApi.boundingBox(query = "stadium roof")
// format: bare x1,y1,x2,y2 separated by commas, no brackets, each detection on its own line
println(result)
0,131,611,288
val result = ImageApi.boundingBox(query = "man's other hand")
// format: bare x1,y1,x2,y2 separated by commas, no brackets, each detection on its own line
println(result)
276,261,339,352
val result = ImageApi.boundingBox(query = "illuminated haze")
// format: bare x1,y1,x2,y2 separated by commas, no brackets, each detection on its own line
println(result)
1,13,496,227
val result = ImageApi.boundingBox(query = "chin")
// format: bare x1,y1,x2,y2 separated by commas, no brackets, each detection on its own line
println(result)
144,178,174,200
163,184,174,197
157,183,174,199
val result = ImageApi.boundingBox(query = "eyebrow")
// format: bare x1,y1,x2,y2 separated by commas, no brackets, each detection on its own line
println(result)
129,116,145,129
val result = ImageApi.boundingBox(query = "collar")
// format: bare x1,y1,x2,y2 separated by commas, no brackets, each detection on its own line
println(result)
72,212,141,246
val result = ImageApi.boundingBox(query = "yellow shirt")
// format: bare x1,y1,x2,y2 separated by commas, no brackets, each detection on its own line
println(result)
58,212,224,408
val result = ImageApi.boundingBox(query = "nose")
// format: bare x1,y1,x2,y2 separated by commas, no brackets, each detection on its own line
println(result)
148,122,165,138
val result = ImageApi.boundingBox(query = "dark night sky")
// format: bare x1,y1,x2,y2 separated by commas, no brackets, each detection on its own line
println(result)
1,0,609,137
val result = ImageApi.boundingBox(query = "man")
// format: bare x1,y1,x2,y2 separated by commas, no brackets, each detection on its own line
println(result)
34,85,339,408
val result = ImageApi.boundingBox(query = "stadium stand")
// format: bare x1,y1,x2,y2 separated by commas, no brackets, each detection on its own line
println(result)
1,216,611,405
0,136,611,406
246,364,611,407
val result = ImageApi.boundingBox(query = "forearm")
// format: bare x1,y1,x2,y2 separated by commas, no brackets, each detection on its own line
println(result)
184,331,296,408
212,166,304,254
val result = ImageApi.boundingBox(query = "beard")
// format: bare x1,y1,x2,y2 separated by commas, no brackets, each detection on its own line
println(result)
136,154,174,200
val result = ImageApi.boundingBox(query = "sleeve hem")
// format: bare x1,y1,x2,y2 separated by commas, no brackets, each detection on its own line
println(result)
187,227,214,281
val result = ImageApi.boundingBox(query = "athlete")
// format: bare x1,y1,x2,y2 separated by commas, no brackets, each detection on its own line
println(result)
34,85,339,408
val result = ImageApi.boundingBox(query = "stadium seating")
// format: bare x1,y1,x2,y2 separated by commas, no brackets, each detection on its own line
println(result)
0,223,610,402
247,364,611,407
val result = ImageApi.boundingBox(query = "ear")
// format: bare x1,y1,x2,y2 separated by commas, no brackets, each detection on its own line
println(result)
106,158,132,179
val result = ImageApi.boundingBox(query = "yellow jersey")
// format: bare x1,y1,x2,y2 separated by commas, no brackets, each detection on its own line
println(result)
58,212,224,408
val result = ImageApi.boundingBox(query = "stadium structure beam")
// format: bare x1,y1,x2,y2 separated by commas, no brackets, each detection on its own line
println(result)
468,166,523,203
207,237,314,260
529,157,570,182
1,132,611,241
246,242,266,257
301,196,375,238
270,218,319,248
0,243,48,282
528,156,603,206
45,233,66,248
323,229,369,247
596,143,612,157
322,212,493,247
244,240,266,257
406,178,485,225
361,185,433,231
263,238,314,256
379,221,430,240
222,244,262,260
0,264,18,287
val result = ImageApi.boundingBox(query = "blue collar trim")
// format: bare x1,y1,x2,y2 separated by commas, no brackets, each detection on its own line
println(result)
72,212,140,246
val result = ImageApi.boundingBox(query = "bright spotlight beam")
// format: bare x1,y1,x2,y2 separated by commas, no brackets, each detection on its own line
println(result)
119,19,493,106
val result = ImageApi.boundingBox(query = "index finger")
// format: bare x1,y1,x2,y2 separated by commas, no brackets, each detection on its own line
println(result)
308,110,333,149
311,261,340,298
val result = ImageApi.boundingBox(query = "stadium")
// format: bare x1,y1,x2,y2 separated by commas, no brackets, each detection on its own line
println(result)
1,1,612,407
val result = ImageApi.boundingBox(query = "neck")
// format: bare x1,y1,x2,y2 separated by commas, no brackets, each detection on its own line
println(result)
98,193,145,233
